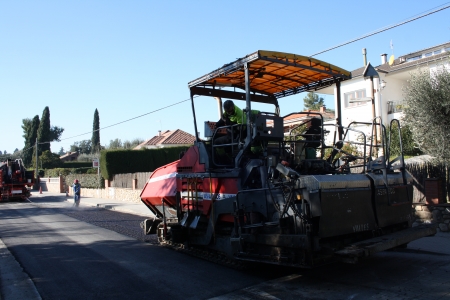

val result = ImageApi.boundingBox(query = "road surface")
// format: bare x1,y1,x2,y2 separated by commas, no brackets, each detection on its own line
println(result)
0,196,449,299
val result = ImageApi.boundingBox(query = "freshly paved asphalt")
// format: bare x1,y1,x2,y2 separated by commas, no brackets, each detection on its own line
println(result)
1,192,302,300
0,192,450,300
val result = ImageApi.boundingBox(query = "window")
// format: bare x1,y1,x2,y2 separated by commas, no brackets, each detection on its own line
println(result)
345,89,367,108
406,55,421,62
387,101,403,114
434,50,442,55
424,52,432,57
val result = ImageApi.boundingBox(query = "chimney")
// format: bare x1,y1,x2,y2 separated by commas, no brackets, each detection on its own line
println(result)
320,105,326,113
158,130,161,136
381,53,387,65
362,48,367,66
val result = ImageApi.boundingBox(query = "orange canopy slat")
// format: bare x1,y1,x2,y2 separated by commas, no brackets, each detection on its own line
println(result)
188,50,350,99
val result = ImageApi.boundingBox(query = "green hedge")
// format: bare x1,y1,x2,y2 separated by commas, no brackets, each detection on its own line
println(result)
100,146,189,179
66,174,104,189
63,161,93,168
44,167,98,177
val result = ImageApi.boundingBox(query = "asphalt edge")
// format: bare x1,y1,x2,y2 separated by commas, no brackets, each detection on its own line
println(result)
94,203,151,218
0,239,41,300
62,197,151,218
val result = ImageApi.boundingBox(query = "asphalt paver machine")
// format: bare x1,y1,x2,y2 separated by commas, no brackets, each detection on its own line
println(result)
140,50,436,267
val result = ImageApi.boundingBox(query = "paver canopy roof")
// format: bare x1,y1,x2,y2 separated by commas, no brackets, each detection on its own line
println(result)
188,50,351,100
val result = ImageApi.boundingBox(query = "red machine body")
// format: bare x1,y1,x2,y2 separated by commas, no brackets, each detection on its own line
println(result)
0,159,34,200
141,146,238,225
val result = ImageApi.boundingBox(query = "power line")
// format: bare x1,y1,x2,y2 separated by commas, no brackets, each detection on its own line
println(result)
58,98,192,142
18,98,192,153
310,3,450,57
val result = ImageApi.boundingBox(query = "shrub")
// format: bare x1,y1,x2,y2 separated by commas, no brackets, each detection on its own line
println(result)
62,161,92,168
66,174,104,189
385,123,422,157
44,167,97,177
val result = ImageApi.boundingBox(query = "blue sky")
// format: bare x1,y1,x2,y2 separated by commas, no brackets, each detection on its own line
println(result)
2,0,450,154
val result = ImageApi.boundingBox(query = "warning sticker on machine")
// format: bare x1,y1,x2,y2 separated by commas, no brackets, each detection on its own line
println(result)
202,193,236,200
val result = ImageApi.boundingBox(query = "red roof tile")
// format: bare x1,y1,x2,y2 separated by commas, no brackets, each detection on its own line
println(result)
135,129,195,149
284,110,335,125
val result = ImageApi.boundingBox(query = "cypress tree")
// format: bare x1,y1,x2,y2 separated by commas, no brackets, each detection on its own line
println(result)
22,115,40,167
91,109,100,153
37,107,51,154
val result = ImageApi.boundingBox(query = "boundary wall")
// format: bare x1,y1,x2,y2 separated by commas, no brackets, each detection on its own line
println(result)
67,179,142,203
39,177,64,193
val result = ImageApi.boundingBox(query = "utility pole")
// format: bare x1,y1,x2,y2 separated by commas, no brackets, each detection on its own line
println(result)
35,138,39,190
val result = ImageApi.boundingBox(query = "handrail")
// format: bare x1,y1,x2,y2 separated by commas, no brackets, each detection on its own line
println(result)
211,123,243,167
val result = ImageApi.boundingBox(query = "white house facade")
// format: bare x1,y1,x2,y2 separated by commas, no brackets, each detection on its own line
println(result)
318,41,450,145
340,41,450,126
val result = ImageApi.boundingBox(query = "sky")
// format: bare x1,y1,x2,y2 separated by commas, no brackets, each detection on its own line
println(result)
2,0,450,155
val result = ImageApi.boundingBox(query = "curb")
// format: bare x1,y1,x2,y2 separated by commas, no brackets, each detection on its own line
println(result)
0,239,41,300
95,203,152,218
62,198,151,218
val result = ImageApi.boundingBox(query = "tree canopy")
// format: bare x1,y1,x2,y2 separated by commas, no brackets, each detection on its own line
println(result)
37,107,51,153
22,115,40,167
106,138,144,150
303,92,324,111
403,64,450,163
107,138,123,149
385,123,421,157
31,150,62,169
22,107,64,167
70,140,92,154
123,138,144,149
36,106,64,155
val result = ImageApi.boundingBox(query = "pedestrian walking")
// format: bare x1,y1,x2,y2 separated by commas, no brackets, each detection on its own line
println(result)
72,179,81,207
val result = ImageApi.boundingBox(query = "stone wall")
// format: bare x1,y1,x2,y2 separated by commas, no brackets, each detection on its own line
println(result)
414,204,450,232
67,187,141,203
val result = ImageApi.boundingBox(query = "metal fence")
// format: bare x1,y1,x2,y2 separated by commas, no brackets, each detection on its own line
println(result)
111,172,152,190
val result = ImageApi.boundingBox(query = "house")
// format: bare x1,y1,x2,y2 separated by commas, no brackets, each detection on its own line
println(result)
340,41,449,126
60,151,79,162
283,106,334,132
134,129,196,150
318,41,450,142
283,106,336,146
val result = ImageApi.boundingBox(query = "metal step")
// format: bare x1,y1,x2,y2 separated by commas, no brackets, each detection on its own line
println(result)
241,221,279,229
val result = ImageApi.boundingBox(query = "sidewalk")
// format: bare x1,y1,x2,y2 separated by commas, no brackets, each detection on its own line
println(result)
31,190,155,218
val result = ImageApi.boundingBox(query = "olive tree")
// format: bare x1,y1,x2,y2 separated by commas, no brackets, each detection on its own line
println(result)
402,64,450,163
